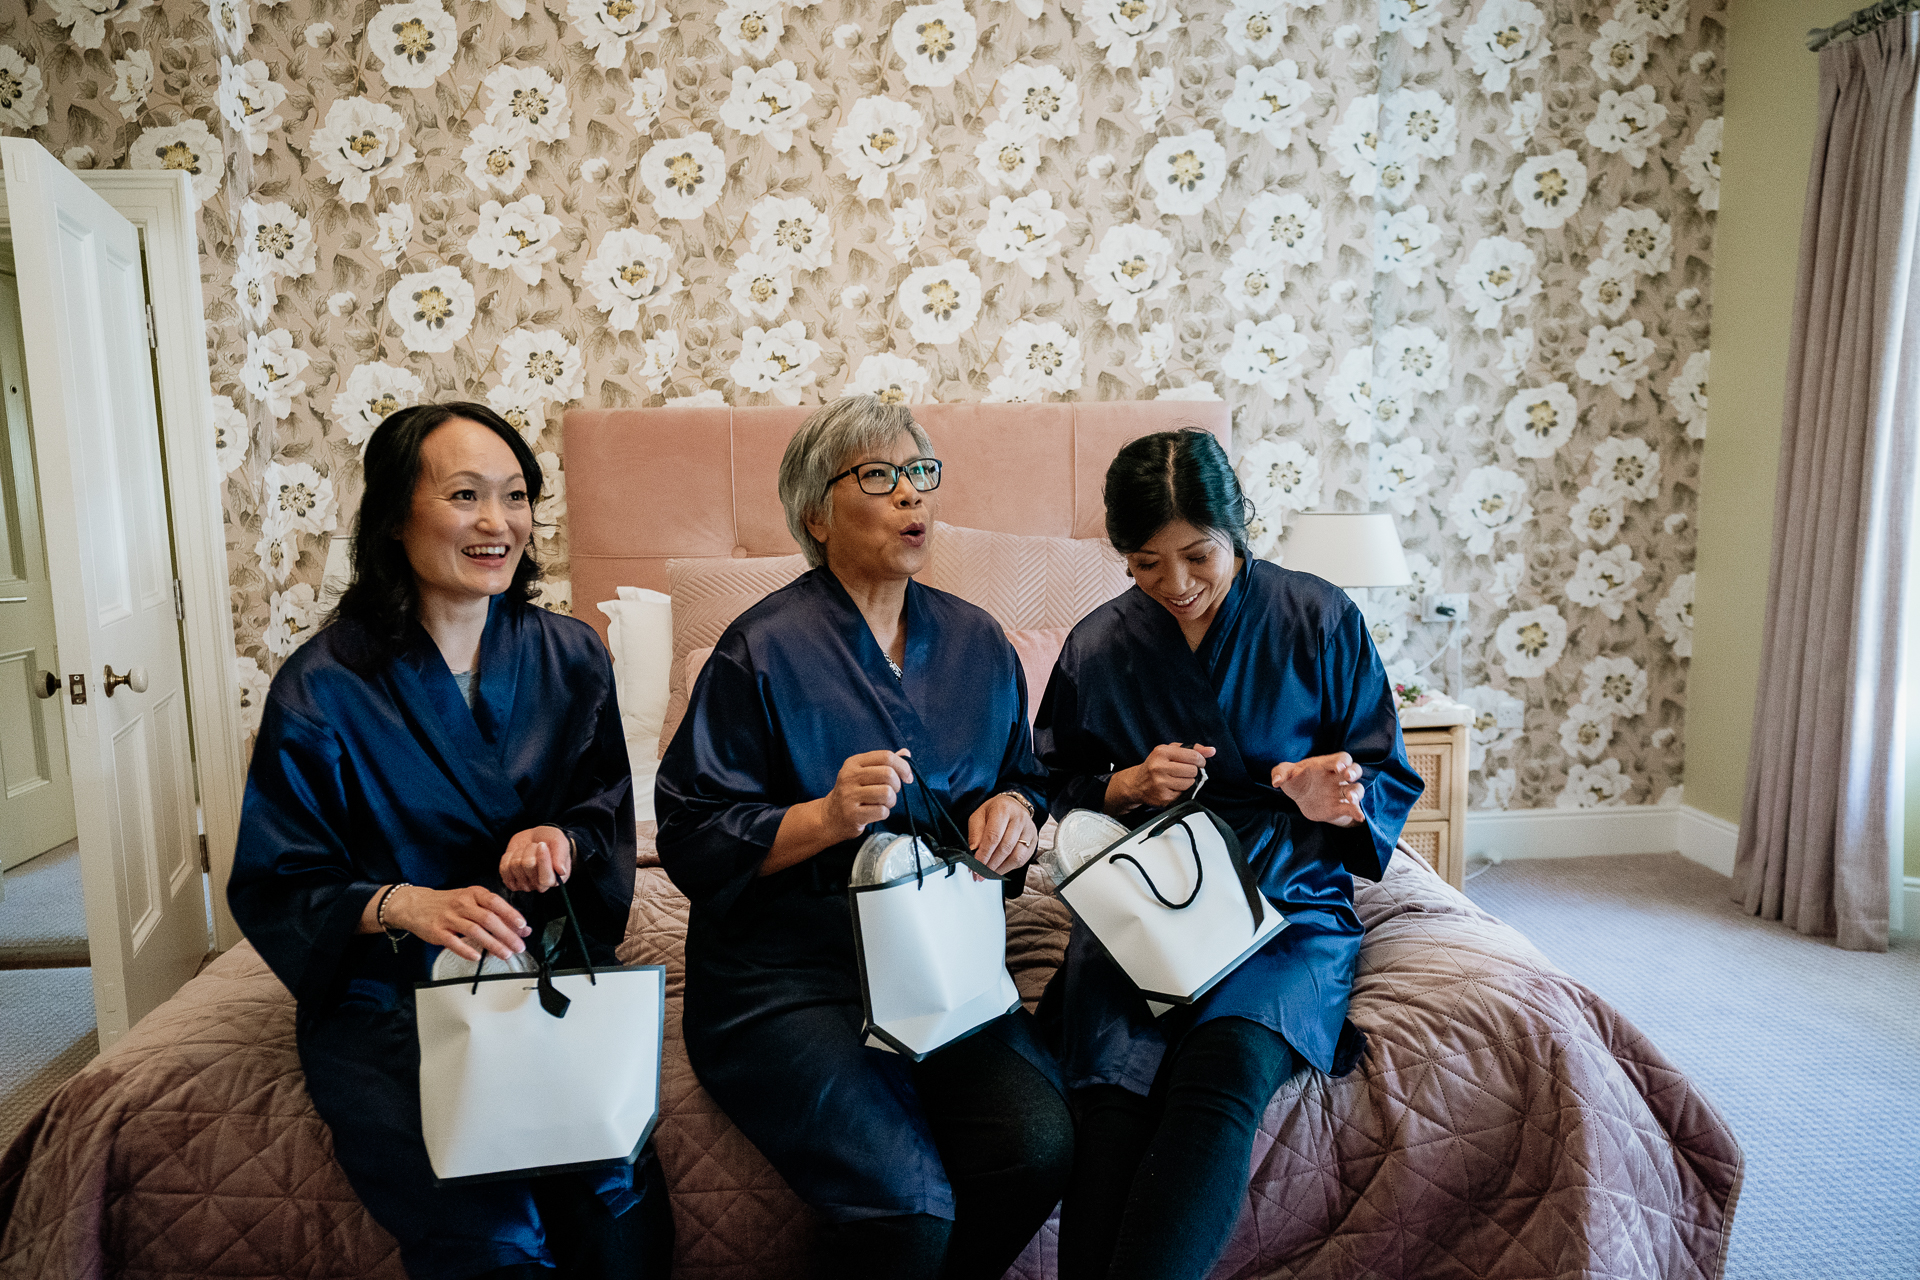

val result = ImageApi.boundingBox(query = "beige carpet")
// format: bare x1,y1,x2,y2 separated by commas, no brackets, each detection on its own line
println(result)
0,841,89,967
0,966,96,1149
1467,852,1920,1280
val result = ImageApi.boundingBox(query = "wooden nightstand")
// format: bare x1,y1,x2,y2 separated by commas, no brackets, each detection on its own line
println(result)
1399,723,1469,890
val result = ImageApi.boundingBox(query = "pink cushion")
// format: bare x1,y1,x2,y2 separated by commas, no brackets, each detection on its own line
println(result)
917,522,1130,631
658,554,809,758
1006,627,1070,723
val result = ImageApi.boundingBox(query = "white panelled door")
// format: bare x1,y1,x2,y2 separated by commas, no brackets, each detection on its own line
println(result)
0,140,207,1046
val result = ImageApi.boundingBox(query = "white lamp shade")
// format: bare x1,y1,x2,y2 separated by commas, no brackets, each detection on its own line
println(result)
1275,512,1412,587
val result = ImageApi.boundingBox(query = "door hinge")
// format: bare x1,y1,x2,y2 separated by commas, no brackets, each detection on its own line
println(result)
144,304,157,350
198,833,210,873
172,578,184,621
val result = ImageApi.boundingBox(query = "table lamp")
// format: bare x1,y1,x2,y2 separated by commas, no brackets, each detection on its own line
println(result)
1274,512,1412,588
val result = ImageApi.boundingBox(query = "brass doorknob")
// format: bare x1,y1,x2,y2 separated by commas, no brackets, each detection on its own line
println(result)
103,665,149,696
32,670,57,699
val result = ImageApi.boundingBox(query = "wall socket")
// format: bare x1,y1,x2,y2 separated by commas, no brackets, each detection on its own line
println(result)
1421,593,1469,622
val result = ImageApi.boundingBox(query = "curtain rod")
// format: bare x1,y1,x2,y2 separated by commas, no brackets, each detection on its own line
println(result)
1808,0,1917,50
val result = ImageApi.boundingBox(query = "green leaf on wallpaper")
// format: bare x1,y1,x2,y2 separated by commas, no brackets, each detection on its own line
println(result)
599,380,633,407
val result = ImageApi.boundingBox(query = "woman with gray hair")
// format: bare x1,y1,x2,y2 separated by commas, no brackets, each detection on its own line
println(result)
655,396,1073,1279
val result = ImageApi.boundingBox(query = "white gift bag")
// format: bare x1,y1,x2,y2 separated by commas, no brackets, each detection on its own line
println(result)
414,893,665,1185
1056,801,1287,1005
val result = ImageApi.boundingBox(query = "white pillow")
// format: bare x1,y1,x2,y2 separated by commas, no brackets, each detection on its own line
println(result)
598,587,672,822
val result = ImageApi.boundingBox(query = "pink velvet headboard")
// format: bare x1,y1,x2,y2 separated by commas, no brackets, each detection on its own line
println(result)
562,402,1231,645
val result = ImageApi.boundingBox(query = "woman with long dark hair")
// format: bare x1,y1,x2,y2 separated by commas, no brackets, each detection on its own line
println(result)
228,404,671,1280
1035,427,1423,1280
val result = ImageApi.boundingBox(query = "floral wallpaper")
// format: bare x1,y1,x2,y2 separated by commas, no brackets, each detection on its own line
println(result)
0,0,1721,811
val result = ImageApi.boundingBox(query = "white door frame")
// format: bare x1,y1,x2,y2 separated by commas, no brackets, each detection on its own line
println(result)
0,168,246,950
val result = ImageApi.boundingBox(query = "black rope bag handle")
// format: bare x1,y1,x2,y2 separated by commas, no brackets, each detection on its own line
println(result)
1105,817,1204,909
471,879,598,1019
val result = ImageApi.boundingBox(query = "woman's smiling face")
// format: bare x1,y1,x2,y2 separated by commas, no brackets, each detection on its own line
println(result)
1125,519,1240,633
400,418,533,610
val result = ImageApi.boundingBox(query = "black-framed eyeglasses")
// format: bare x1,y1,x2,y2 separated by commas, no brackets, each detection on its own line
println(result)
824,457,942,497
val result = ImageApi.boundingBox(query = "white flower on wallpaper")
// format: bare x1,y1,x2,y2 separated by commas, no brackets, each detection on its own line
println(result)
265,584,319,658
848,352,934,403
462,123,532,196
899,260,982,344
976,192,1068,279
1581,653,1649,717
369,1,458,89
995,321,1084,398
831,20,862,46
1495,604,1567,677
1590,19,1650,85
485,65,572,144
749,197,832,272
109,50,153,120
1461,684,1524,770
1360,598,1408,661
1557,758,1632,807
1135,323,1175,382
255,519,299,586
635,330,680,394
311,98,414,205
263,460,337,535
130,120,224,205
1589,434,1661,501
487,384,551,442
1372,378,1413,439
218,59,288,155
1222,0,1289,57
241,200,315,279
236,655,271,736
1159,382,1223,400
1506,90,1542,146
1622,0,1690,40
1085,224,1181,326
1384,88,1458,162
468,195,562,285
497,329,586,404
47,0,154,50
568,0,671,68
836,97,932,199
387,266,476,354
1503,382,1579,458
1668,350,1710,439
719,62,814,152
1380,0,1445,47
1512,150,1587,230
732,321,821,403
1132,66,1177,130
1224,61,1314,151
1452,236,1540,330
1327,94,1379,197
1366,438,1435,514
1375,205,1441,287
892,2,978,88
232,252,279,327
1243,192,1326,268
1587,86,1668,168
241,329,309,419
1080,0,1182,68
1224,315,1312,400
890,199,928,250
726,252,795,322
582,228,682,331
1486,552,1525,607
1578,256,1639,320
1450,465,1533,555
368,203,415,269
211,394,248,475
208,0,252,56
640,132,728,219
1656,571,1695,657
1680,117,1722,211
1576,321,1656,397
1602,207,1674,274
1240,437,1321,520
534,449,565,540
1559,702,1614,761
1322,346,1373,442
1380,323,1449,395
303,20,334,46
1569,485,1624,543
531,580,572,615
1375,154,1422,208
1144,131,1228,217
1222,246,1285,316
1496,327,1534,385
627,68,671,133
996,64,1081,141
332,362,424,451
1565,544,1644,619
716,0,783,58
1462,0,1547,93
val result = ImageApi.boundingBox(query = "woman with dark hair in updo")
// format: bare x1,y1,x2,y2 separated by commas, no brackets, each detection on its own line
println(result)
228,404,671,1280
1034,427,1423,1280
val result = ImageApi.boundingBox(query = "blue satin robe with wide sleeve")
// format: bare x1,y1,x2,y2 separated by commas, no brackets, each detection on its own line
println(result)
654,567,1055,1221
1034,558,1422,1093
226,597,641,1280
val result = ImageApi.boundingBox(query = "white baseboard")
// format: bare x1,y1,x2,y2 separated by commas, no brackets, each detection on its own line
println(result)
1904,878,1920,940
1464,804,1684,862
1676,806,1739,877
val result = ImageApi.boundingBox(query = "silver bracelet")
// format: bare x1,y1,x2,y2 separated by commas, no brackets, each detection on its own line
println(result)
376,882,412,952
997,790,1036,818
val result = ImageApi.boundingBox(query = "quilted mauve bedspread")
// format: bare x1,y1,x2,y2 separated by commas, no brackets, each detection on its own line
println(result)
0,831,1740,1280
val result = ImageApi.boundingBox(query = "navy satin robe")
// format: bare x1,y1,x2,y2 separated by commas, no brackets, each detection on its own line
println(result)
227,598,641,1280
654,568,1055,1222
1034,558,1421,1093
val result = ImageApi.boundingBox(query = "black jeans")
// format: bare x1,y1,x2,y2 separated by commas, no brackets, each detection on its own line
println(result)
1059,1016,1302,1280
474,1150,674,1280
814,1027,1075,1280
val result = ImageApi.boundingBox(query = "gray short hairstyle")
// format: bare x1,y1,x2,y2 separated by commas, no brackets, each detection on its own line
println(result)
778,396,935,568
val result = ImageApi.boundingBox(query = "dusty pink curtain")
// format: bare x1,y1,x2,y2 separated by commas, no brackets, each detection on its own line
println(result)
1734,17,1920,952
